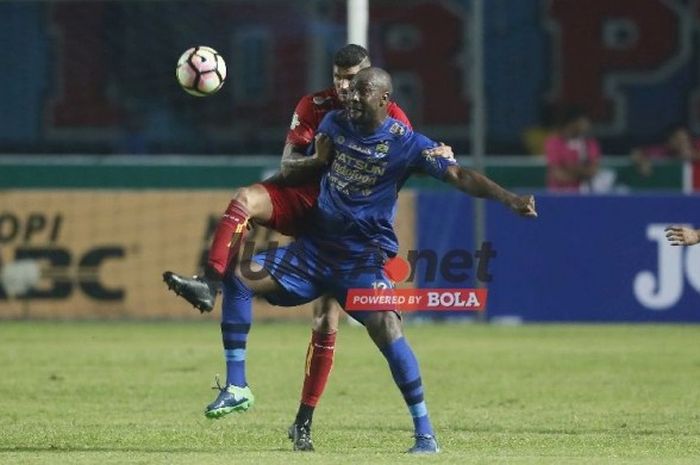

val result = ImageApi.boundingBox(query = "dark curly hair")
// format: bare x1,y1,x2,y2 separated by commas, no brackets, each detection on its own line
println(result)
333,44,370,68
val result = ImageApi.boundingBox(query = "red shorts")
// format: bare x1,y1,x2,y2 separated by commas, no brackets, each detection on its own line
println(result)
259,180,320,236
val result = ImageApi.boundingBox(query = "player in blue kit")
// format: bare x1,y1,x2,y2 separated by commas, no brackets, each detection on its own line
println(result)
169,67,536,454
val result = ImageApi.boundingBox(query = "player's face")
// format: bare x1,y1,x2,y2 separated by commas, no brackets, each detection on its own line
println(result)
333,65,364,103
348,78,387,125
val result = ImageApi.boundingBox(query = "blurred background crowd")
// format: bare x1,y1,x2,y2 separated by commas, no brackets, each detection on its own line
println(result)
2,0,700,192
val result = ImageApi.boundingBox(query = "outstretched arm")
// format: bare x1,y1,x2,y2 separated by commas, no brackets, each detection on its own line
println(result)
443,165,537,217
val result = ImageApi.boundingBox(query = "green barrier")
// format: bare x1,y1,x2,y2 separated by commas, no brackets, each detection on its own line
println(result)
0,160,269,189
405,158,685,191
0,155,685,190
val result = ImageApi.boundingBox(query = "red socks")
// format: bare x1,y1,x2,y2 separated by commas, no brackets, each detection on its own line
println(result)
207,199,249,278
300,330,337,407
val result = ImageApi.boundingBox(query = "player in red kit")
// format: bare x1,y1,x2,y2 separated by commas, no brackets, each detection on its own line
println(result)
163,44,453,451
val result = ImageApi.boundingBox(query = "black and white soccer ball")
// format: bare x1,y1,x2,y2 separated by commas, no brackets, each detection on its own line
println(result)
176,46,227,97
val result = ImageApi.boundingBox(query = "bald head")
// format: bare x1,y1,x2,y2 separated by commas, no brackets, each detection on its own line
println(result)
348,67,394,131
354,67,393,96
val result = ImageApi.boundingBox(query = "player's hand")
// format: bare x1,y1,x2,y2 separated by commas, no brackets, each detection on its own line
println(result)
665,226,700,246
508,194,537,218
314,133,333,164
423,142,455,161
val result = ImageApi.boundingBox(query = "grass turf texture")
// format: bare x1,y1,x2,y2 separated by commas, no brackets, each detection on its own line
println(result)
0,322,698,465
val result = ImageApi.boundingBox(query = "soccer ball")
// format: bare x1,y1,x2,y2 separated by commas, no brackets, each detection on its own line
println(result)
176,46,227,97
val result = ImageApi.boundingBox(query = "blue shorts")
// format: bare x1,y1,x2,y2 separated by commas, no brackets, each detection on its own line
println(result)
252,238,395,319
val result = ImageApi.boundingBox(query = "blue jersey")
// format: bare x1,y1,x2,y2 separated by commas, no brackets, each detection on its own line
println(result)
307,110,457,256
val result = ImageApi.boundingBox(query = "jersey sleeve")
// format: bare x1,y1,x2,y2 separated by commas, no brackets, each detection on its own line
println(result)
285,96,317,148
408,132,458,179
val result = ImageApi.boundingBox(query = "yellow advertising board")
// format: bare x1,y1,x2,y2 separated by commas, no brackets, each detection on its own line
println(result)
0,190,416,320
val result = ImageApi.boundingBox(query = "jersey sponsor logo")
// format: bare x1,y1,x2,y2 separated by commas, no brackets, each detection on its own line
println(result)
347,142,373,156
346,288,487,312
289,112,300,130
328,151,388,196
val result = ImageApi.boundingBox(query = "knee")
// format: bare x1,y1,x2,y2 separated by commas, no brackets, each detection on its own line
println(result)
230,184,272,224
311,297,340,333
364,312,403,347
231,186,257,211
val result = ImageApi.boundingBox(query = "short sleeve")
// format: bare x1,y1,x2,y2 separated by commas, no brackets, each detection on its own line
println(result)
409,132,458,179
285,96,317,148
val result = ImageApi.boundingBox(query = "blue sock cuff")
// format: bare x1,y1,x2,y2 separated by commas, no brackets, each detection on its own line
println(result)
221,322,251,333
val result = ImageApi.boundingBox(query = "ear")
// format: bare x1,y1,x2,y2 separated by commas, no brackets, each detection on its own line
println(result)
381,92,390,105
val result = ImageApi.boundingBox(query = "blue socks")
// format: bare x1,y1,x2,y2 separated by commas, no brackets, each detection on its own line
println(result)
221,275,433,437
380,337,434,436
221,275,253,387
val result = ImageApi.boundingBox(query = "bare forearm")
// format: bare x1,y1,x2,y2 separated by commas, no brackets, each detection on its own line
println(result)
280,144,325,177
442,165,537,217
446,166,515,204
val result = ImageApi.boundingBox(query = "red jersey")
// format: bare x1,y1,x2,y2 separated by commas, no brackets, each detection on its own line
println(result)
285,86,411,148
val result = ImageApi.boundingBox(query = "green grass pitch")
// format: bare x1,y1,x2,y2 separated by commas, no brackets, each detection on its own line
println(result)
1,321,699,464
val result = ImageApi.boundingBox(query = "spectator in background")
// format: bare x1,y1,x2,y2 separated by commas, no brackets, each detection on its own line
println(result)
545,105,601,192
522,103,555,156
631,124,700,177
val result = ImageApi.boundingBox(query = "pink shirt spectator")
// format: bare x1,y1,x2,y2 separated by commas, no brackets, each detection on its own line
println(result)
545,135,601,192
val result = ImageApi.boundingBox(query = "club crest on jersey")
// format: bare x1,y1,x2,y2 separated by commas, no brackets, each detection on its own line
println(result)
290,112,300,130
375,142,390,155
335,135,345,145
389,122,406,136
